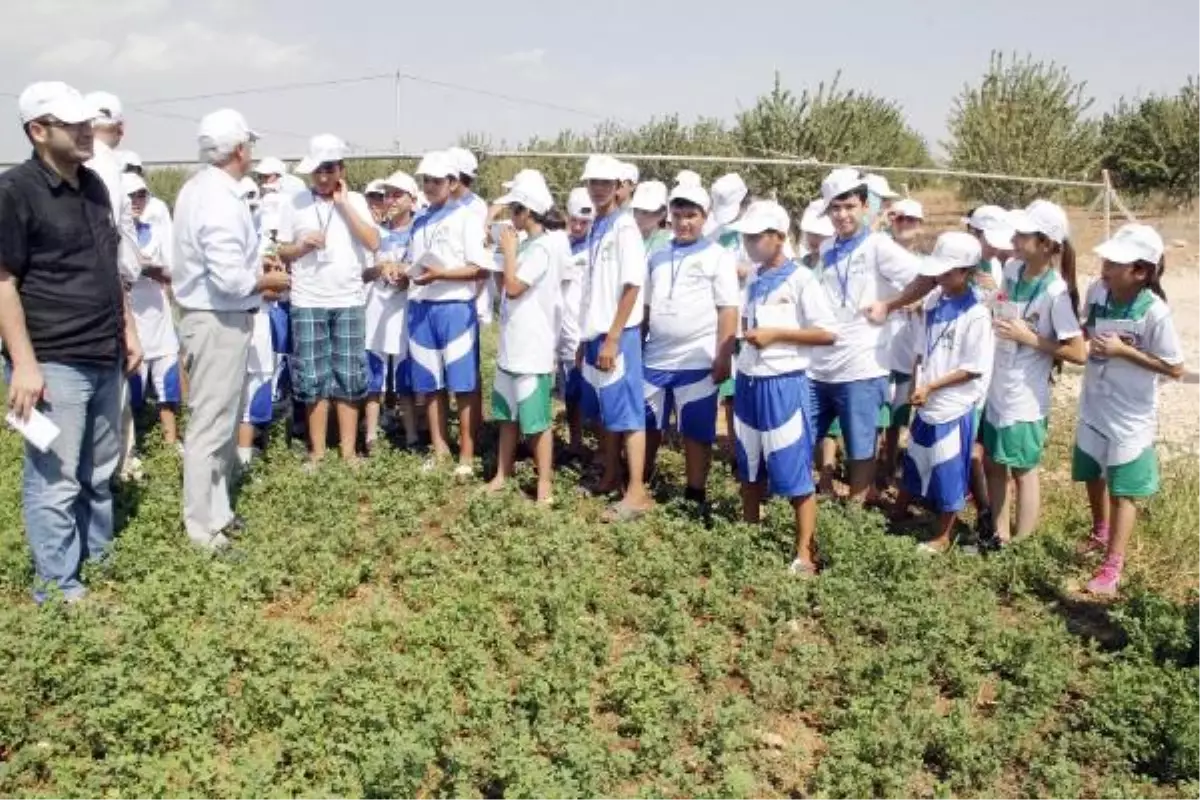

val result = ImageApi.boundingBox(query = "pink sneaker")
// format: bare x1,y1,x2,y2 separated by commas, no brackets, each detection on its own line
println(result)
1085,561,1122,596
1076,526,1110,557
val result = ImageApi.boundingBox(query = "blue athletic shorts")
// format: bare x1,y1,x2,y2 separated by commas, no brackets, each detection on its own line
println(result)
734,371,815,498
407,300,479,395
643,366,718,444
812,376,889,462
557,360,583,405
579,327,645,433
902,410,976,513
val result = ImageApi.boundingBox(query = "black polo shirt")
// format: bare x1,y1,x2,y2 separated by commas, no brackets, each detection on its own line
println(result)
0,154,125,366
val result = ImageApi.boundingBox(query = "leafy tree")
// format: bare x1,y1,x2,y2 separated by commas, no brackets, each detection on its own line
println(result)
1101,78,1200,206
945,51,1102,206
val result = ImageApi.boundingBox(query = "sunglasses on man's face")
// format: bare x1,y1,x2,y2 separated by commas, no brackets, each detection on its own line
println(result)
33,117,88,133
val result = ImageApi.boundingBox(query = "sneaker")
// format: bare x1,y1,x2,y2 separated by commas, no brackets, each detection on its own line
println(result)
454,463,475,481
975,507,996,540
788,558,818,578
1077,532,1110,557
119,455,144,482
1085,562,1122,596
196,532,231,553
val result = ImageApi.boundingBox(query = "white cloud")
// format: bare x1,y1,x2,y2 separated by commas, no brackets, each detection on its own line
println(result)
35,38,117,68
110,22,307,74
500,48,546,67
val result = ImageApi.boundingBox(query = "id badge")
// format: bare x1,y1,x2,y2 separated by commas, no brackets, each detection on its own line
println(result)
993,301,1019,321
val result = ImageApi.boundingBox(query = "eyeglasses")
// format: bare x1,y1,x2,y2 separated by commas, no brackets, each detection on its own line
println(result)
32,117,88,132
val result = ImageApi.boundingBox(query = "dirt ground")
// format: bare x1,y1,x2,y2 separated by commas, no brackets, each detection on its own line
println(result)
915,189,1200,459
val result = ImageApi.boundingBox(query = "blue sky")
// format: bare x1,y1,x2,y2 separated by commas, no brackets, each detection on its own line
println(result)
1,0,1196,163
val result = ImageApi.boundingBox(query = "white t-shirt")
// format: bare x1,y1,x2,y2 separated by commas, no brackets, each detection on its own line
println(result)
810,231,920,384
129,219,179,360
406,203,492,304
912,289,994,425
737,261,838,378
644,238,740,370
985,261,1082,428
277,190,374,309
580,210,646,341
364,224,413,355
1078,284,1183,447
498,235,560,375
888,309,920,375
247,302,274,375
558,236,589,363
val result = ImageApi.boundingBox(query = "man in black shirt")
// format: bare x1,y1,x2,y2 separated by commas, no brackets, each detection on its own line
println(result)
0,81,143,604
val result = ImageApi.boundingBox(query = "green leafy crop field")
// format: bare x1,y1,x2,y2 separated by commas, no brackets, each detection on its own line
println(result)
0,378,1196,797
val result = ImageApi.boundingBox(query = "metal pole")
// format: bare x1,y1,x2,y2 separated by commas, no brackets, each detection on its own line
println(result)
1102,169,1112,238
392,70,402,152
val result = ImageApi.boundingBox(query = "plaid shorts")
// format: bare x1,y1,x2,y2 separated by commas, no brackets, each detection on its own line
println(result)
290,306,368,402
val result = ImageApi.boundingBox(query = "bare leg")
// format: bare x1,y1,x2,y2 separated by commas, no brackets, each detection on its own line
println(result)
597,431,621,493
621,431,654,509
1012,466,1041,540
817,437,838,495
970,443,990,513
159,405,178,445
792,493,818,567
399,395,418,445
644,429,663,484
722,399,736,459
1104,496,1137,566
364,393,382,447
847,458,876,504
741,480,765,524
456,391,477,467
307,399,329,462
927,511,958,551
531,429,554,502
1086,479,1110,531
683,437,711,495
425,391,450,458
985,456,1012,542
881,426,902,490
335,400,358,461
566,402,583,453
485,422,518,492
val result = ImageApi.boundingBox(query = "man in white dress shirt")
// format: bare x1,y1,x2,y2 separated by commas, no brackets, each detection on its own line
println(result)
172,109,291,550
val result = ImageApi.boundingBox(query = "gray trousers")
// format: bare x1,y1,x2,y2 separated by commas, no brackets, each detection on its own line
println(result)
178,308,253,544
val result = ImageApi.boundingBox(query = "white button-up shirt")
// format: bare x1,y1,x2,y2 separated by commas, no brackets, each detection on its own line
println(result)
171,165,261,312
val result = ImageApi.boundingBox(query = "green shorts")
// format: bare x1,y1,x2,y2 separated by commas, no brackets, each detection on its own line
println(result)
980,416,1049,470
1071,423,1159,498
492,370,553,435
887,371,912,430
719,377,735,399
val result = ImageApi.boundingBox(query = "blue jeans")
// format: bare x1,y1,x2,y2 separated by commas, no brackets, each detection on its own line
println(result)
23,362,122,603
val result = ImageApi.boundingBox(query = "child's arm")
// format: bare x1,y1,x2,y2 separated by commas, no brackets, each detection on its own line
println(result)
597,284,640,370
1093,335,1186,379
745,327,837,349
910,368,977,406
996,322,1087,365
864,275,938,323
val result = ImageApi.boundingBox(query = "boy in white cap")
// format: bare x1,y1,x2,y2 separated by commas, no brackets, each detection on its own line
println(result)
674,169,702,189
558,187,593,459
577,154,653,520
863,173,899,231
895,232,995,553
797,198,834,267
123,172,181,451
1073,223,1183,595
447,146,491,435
810,168,920,503
121,151,174,243
237,176,279,466
363,170,420,451
630,180,671,256
729,201,838,575
642,183,740,514
276,133,380,465
484,170,562,503
253,156,307,197
616,161,639,208
406,150,493,477
963,205,1015,291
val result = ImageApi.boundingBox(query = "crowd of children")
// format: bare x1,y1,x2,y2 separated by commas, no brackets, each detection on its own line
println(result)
118,148,1183,598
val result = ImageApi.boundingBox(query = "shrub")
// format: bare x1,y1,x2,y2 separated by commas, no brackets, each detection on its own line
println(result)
1101,78,1200,206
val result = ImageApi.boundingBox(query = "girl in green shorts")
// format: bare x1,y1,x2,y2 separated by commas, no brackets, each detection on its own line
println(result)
1073,224,1184,596
983,200,1085,545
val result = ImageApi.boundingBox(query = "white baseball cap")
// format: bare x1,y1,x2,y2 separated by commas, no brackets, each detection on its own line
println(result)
567,187,594,219
920,231,982,277
710,173,748,227
493,170,554,215
197,109,258,154
1009,199,1069,245
85,91,123,125
729,200,790,236
668,183,711,213
121,172,147,195
447,146,478,178
619,161,639,184
674,169,702,188
415,150,459,179
364,179,387,196
820,168,867,208
18,81,92,125
581,154,623,182
381,170,419,198
502,168,540,190
891,198,924,220
630,180,668,212
119,150,143,171
962,205,1008,231
799,199,834,237
295,133,348,175
1093,223,1164,265
864,173,898,199
253,156,288,176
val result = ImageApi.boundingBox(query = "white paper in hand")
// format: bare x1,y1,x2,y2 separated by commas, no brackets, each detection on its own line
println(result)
409,250,444,278
6,408,61,453
753,302,796,331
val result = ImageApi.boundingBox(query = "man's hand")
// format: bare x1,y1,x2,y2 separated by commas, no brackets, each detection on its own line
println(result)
596,335,619,372
124,327,144,377
711,355,731,385
994,318,1037,347
258,270,291,294
298,230,326,253
499,226,518,260
863,300,890,325
7,361,45,422
910,384,930,407
743,328,777,349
